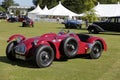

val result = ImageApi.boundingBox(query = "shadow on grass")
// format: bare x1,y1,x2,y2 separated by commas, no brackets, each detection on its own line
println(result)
18,26,34,28
0,56,37,68
0,54,90,68
55,54,91,62
99,32,120,35
56,26,87,30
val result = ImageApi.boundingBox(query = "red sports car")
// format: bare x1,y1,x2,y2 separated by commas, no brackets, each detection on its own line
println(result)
6,30,107,68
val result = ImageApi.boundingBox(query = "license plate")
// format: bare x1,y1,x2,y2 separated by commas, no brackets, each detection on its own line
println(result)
16,54,25,60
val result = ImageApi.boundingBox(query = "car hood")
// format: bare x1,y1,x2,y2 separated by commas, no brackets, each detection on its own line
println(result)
93,21,106,24
23,32,57,43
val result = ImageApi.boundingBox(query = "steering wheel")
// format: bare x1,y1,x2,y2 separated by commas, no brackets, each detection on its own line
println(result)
58,29,75,36
58,29,68,35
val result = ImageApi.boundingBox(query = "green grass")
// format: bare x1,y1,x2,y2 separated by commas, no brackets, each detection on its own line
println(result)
0,20,120,80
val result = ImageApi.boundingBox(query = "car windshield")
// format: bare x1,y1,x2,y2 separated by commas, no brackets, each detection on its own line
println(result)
105,17,120,23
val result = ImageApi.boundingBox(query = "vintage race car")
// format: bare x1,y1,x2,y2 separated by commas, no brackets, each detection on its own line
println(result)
22,16,34,27
6,30,107,68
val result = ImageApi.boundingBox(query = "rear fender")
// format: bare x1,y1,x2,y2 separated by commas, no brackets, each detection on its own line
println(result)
87,37,107,51
7,34,26,43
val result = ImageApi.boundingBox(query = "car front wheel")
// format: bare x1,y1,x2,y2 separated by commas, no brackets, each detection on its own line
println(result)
34,45,54,68
6,41,17,61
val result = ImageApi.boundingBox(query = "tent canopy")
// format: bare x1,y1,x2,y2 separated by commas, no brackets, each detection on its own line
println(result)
94,2,120,17
28,1,79,20
43,5,48,11
28,5,42,20
41,1,78,16
28,5,42,13
37,5,49,15
79,2,120,17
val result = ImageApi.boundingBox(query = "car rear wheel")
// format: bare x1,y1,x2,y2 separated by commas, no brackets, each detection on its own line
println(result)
90,41,103,59
62,37,78,58
88,27,99,34
34,45,54,68
6,41,17,61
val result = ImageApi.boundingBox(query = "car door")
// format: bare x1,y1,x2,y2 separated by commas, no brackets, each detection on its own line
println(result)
115,17,120,32
106,17,117,31
98,18,115,31
109,17,120,32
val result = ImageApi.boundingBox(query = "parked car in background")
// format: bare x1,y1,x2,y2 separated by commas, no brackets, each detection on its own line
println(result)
22,16,34,27
87,16,120,34
6,29,107,68
0,12,7,19
7,16,18,22
64,20,82,29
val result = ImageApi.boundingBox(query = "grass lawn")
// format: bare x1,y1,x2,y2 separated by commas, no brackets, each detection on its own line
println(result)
0,20,120,80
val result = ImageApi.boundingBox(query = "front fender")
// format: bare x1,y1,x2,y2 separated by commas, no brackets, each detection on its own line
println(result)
7,34,26,42
36,40,61,60
88,24,105,32
37,41,50,46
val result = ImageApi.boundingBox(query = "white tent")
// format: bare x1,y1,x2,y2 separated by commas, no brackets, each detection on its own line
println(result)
79,2,120,17
37,5,49,15
28,5,42,20
94,2,120,17
46,1,78,16
28,5,42,14
43,5,49,12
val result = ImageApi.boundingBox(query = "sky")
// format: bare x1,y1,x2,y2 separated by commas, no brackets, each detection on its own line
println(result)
0,0,34,6
14,0,34,6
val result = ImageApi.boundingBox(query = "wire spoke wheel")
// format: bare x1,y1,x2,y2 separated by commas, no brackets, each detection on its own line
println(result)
35,45,54,68
62,37,78,58
90,41,103,59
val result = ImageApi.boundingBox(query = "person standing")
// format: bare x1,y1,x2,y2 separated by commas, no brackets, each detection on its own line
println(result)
85,19,88,28
56,17,60,23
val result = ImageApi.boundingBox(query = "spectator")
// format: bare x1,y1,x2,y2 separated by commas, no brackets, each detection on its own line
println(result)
85,19,89,28
56,17,60,23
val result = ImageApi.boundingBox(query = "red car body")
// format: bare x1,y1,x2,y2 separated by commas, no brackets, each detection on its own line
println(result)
6,30,107,68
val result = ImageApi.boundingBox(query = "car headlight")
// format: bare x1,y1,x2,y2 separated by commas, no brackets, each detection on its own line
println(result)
15,43,26,54
16,37,22,43
33,39,39,45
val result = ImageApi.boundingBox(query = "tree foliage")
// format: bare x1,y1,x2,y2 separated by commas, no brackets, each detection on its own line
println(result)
97,0,120,4
83,9,99,22
33,0,63,9
1,0,14,10
0,6,6,12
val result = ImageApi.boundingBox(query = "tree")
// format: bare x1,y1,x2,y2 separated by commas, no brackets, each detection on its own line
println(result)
63,0,83,13
0,6,6,12
32,0,41,7
97,0,120,4
32,0,63,8
2,0,14,10
63,0,97,13
83,9,99,23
